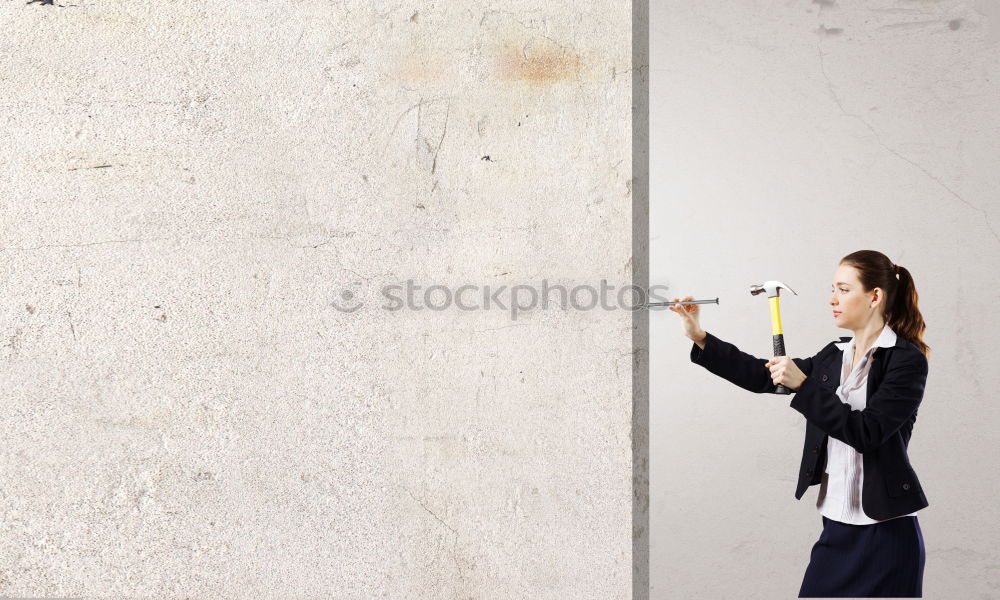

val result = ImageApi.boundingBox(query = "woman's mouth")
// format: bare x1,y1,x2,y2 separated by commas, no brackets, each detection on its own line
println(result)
833,311,842,317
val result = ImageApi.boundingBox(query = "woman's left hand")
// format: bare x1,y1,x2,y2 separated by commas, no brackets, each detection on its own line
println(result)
765,356,807,391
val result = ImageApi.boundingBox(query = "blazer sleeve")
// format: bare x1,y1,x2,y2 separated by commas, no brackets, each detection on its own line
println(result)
788,348,928,453
690,331,818,395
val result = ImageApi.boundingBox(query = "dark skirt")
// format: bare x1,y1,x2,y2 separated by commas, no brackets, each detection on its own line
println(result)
799,515,926,598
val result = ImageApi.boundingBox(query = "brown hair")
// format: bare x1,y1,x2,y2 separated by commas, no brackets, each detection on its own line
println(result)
839,250,930,359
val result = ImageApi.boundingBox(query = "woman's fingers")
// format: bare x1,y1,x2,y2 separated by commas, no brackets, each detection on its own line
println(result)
668,295,701,321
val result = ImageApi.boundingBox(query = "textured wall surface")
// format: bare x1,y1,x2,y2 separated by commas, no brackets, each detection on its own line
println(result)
651,1,1000,598
0,1,639,598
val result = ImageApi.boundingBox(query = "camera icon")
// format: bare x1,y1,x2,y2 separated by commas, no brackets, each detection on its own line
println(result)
331,281,364,313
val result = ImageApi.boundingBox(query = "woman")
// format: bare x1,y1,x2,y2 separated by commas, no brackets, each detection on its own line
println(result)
669,250,930,598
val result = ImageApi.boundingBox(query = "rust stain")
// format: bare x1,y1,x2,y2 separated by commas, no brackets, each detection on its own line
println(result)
498,40,580,85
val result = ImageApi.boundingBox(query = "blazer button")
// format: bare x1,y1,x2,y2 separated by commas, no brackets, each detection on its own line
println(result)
821,374,828,382
805,470,813,477
902,483,911,491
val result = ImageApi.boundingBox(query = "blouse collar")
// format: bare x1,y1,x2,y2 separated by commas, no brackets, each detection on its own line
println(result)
834,322,898,355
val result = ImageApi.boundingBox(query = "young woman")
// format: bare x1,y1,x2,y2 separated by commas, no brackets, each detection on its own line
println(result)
669,250,930,598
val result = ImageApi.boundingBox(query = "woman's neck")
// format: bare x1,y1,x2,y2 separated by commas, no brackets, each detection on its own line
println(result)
852,319,887,355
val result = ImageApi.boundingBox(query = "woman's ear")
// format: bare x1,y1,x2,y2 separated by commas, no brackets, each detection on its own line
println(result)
870,287,884,308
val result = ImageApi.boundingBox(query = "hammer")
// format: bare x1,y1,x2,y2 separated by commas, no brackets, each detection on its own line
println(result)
750,280,797,394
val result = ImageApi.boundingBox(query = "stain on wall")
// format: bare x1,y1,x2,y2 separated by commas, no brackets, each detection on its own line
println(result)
498,39,582,85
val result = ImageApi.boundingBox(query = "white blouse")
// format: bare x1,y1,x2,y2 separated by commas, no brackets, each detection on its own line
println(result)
815,323,919,524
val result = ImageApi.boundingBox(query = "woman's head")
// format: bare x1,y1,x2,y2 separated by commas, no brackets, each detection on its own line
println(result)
829,250,929,358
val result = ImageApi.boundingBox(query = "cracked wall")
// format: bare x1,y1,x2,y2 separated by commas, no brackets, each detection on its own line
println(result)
651,1,1000,598
0,1,638,598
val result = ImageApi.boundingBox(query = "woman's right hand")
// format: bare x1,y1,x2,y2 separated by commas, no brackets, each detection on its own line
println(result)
667,295,708,346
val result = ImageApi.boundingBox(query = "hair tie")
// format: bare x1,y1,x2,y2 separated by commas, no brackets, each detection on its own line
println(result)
894,263,900,276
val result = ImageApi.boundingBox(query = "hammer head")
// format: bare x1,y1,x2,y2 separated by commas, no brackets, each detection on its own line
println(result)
749,280,797,298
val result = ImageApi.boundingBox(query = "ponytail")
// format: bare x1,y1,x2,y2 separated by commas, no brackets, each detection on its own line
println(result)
886,264,929,359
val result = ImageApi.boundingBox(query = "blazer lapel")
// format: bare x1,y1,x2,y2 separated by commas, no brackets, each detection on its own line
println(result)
809,333,907,409
866,335,907,402
811,341,845,389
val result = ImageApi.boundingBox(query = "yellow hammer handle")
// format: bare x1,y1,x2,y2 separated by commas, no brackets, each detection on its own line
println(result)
769,296,783,335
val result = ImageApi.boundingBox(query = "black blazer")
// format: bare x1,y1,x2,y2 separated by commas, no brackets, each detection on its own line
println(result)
690,331,929,521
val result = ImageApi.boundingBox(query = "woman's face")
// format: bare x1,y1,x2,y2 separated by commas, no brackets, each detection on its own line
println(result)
829,264,881,329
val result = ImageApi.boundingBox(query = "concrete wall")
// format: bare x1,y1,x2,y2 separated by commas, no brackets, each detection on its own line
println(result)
0,1,642,598
651,1,1000,598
